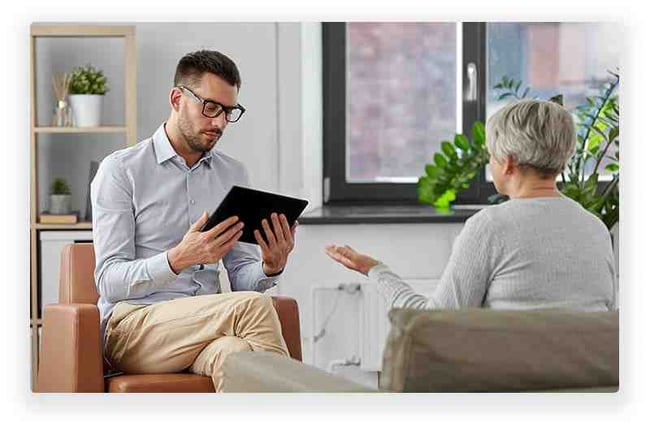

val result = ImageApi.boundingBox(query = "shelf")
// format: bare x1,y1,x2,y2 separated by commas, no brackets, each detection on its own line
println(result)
34,126,127,134
29,23,137,390
34,222,92,230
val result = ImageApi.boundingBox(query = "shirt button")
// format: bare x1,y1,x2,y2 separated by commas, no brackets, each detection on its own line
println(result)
190,199,195,205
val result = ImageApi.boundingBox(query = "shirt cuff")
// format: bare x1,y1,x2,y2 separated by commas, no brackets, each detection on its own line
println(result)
149,251,178,284
255,262,281,291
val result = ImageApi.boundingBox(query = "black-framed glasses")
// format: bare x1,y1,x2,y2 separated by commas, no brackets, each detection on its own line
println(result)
178,86,246,123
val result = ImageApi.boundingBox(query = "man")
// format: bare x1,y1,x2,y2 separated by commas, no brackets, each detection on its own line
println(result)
91,50,296,391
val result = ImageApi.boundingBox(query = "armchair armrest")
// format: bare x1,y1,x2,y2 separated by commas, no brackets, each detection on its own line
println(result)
271,296,302,361
36,304,104,392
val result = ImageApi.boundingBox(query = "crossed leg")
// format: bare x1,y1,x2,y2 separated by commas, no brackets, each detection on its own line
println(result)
105,291,289,391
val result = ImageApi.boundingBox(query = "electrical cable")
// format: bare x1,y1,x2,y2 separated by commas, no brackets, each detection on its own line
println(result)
313,286,342,343
313,283,361,343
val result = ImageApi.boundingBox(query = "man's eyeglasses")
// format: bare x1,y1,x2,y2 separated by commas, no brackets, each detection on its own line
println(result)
178,86,245,123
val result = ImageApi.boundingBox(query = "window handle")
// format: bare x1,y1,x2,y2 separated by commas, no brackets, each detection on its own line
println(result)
466,62,477,102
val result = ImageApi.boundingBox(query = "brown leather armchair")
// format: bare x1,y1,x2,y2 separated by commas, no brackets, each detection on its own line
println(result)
36,243,302,393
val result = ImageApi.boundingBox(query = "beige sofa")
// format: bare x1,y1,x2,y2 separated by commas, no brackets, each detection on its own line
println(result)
221,308,618,392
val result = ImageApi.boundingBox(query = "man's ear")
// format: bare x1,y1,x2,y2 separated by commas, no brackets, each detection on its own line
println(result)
169,87,182,111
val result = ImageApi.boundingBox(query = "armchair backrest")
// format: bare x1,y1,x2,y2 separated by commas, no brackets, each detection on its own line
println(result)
59,243,99,305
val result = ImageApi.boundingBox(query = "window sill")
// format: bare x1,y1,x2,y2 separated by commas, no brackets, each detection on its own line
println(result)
298,203,484,225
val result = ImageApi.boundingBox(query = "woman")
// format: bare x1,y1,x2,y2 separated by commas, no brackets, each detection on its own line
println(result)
325,99,616,311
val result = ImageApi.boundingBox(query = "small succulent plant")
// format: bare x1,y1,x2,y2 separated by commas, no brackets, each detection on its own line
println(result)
69,64,109,95
50,177,71,195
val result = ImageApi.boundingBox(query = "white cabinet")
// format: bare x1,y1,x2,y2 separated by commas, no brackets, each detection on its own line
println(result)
39,230,93,316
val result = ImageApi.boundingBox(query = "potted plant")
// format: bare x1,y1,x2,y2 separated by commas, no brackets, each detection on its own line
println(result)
417,122,489,212
68,64,109,127
418,70,620,232
49,177,72,215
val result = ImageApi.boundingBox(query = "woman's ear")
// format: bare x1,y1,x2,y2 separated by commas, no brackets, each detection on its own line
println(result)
504,155,516,175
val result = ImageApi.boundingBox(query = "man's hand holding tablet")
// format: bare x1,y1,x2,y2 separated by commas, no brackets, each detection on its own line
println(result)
167,212,244,275
254,212,298,276
169,186,309,276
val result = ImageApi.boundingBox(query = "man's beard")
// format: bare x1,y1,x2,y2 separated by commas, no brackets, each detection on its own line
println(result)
178,113,222,153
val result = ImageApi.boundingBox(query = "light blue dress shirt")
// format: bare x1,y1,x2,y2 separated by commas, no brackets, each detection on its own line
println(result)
91,124,280,343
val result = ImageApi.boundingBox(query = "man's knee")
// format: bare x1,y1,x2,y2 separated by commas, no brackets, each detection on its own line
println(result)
207,337,250,373
239,291,274,310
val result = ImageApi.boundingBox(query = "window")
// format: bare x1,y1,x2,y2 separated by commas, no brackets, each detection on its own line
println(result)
486,22,621,179
346,23,457,184
323,22,620,204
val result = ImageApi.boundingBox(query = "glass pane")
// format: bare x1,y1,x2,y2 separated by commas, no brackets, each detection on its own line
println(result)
346,23,457,183
486,23,620,178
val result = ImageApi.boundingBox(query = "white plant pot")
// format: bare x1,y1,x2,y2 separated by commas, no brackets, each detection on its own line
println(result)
69,94,104,127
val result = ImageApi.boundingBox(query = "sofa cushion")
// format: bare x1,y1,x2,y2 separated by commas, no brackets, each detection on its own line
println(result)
106,373,214,393
380,308,619,392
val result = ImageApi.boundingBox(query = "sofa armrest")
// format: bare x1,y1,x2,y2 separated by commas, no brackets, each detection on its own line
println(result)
221,351,374,392
271,296,302,361
36,304,104,392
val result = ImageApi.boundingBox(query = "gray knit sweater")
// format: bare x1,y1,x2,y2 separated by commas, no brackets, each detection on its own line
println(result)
368,196,616,311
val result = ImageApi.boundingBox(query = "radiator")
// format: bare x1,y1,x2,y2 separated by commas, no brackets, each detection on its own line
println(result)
359,279,439,371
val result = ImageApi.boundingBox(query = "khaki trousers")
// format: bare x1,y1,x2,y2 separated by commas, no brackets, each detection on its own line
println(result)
105,291,289,391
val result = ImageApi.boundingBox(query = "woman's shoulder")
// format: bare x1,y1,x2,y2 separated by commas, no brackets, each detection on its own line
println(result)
463,197,565,232
467,200,515,224
471,196,610,236
462,204,505,235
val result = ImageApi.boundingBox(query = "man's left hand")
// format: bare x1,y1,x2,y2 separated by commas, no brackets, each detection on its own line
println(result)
254,213,298,276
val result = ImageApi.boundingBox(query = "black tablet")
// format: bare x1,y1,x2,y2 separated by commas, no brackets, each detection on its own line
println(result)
199,185,309,244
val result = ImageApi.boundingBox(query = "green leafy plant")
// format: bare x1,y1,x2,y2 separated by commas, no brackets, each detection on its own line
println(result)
494,72,620,230
418,71,620,231
493,75,564,106
417,122,489,211
50,177,71,195
69,64,109,95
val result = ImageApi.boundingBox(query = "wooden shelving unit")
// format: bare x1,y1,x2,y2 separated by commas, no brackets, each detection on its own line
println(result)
29,24,136,389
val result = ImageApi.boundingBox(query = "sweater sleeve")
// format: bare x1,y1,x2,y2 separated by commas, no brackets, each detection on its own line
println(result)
368,210,498,310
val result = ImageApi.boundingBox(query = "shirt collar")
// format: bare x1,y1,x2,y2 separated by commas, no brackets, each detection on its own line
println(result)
153,124,213,168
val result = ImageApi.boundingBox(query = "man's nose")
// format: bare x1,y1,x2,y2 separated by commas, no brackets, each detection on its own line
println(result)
211,111,227,130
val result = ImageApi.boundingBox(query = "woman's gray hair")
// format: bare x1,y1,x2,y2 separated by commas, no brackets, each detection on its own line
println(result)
486,99,576,176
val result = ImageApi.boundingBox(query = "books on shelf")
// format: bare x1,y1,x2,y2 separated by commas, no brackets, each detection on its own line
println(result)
39,211,79,224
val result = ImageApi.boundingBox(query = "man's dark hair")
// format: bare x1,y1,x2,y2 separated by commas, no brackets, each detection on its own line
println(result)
173,50,241,89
